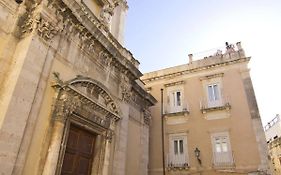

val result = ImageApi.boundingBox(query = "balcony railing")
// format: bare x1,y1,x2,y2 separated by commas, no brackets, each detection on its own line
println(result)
164,102,190,116
166,154,189,170
200,96,231,113
213,151,235,169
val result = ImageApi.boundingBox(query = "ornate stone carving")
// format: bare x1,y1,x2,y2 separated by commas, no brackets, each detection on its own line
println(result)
45,0,141,80
53,93,81,122
119,72,132,103
143,109,151,125
121,84,131,103
52,76,121,124
99,51,113,67
37,19,60,40
21,3,41,35
105,130,114,143
99,5,114,28
113,0,128,8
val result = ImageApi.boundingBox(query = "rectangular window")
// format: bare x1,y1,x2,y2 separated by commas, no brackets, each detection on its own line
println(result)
208,84,220,101
215,137,228,153
207,83,222,107
176,91,181,106
173,139,184,155
211,132,233,166
169,135,188,167
167,89,184,113
171,91,181,107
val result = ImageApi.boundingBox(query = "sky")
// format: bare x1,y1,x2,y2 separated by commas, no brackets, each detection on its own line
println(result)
124,0,281,126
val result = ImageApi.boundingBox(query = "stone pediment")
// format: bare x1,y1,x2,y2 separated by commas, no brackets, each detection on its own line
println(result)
52,75,120,124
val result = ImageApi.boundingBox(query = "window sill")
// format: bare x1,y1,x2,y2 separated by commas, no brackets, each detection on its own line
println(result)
213,162,235,169
201,103,231,114
164,110,190,117
167,164,190,171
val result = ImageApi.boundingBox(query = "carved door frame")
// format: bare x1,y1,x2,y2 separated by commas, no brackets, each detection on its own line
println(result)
50,76,120,175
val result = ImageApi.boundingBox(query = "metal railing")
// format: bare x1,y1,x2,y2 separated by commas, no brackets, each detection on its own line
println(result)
200,96,231,112
213,151,235,169
164,102,190,115
166,154,189,169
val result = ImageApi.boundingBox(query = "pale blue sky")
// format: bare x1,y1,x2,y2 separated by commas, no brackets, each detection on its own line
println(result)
124,0,281,125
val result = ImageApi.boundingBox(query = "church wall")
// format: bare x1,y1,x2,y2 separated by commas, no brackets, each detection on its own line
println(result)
0,0,156,175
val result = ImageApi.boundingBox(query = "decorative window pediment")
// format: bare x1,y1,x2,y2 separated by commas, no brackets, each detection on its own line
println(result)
52,75,121,125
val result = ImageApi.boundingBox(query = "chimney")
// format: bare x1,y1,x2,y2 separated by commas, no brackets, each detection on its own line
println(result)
188,54,193,63
236,42,242,50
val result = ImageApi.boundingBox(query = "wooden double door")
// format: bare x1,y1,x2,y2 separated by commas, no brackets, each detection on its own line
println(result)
61,124,97,175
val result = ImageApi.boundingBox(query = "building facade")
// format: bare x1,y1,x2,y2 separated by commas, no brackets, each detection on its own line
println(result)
265,115,281,175
142,42,269,175
0,0,156,175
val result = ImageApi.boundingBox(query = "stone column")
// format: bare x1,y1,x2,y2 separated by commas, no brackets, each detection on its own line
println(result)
42,119,65,175
140,124,149,175
42,92,79,175
0,33,52,174
112,102,130,175
101,128,115,175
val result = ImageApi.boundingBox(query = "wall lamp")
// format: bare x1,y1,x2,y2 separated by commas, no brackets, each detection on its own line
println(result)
194,147,202,165
15,0,23,4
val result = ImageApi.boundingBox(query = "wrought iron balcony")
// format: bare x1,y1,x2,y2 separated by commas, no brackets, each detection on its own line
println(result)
166,154,189,171
164,102,190,116
212,151,235,169
200,96,231,113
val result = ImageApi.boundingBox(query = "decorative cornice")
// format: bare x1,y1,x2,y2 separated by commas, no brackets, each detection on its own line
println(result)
19,0,141,81
164,80,185,87
59,0,142,80
200,73,224,81
142,56,250,83
131,81,157,107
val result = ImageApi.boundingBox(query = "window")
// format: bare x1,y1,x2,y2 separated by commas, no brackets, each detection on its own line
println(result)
169,134,188,167
211,132,233,166
215,137,228,153
208,84,219,101
207,83,222,107
174,139,184,155
173,91,181,107
168,90,183,113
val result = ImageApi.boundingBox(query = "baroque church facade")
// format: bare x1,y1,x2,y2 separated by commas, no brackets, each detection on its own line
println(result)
0,0,156,175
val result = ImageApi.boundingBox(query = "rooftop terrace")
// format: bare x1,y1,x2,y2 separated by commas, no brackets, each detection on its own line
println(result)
142,42,249,82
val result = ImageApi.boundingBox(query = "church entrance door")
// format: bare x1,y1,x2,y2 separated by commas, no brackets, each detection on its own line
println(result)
61,124,96,175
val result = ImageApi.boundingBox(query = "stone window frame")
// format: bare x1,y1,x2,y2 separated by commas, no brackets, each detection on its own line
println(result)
168,133,189,168
210,131,234,168
165,84,186,114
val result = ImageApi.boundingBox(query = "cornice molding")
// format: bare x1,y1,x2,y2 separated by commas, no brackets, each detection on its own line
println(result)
164,80,185,87
142,57,250,83
199,73,224,81
19,0,141,81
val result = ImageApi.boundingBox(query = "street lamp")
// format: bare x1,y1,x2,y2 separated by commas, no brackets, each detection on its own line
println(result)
15,0,23,4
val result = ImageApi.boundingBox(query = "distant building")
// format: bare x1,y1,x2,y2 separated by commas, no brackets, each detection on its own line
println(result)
142,42,269,175
265,115,281,175
0,0,155,175
265,114,281,142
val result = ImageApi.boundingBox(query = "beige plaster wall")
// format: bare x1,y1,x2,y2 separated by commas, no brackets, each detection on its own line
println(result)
145,59,266,175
